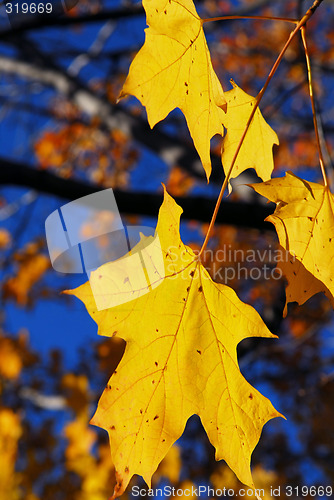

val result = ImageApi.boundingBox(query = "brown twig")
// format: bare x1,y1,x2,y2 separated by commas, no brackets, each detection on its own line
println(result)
199,0,325,258
301,26,328,187
202,15,297,24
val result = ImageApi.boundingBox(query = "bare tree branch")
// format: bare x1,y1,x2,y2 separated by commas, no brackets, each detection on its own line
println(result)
0,51,223,183
0,157,275,230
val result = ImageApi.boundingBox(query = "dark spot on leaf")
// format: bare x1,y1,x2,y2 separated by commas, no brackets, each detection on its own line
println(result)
152,380,155,384
162,439,165,442
164,9,167,14
156,329,159,332
186,90,189,95
198,285,203,292
249,393,253,400
190,270,195,277
187,286,190,292
197,350,201,355
154,415,159,420
125,466,129,473
184,82,188,86
293,271,296,276
155,361,158,366
146,419,149,423
111,425,115,430
140,409,143,414
308,217,314,221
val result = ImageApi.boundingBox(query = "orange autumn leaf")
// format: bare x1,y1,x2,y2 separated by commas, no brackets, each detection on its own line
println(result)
166,166,195,197
0,408,22,500
0,336,23,380
3,253,49,306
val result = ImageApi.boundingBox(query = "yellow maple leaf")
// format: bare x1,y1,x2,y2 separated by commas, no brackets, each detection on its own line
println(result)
66,188,282,498
251,172,334,316
221,81,279,191
118,0,226,180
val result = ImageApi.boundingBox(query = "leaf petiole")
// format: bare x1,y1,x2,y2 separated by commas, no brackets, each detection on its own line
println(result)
301,26,329,188
202,15,297,25
199,0,325,258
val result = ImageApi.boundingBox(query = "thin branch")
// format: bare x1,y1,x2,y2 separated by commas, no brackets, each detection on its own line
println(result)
301,26,329,187
0,157,275,231
199,0,325,257
68,21,116,77
0,52,222,183
202,15,297,24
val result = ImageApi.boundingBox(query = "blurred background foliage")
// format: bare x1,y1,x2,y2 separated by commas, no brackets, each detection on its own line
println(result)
0,0,334,498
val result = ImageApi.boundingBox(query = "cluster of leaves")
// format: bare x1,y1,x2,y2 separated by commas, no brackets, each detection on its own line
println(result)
1,0,334,498
61,0,334,498
35,122,138,189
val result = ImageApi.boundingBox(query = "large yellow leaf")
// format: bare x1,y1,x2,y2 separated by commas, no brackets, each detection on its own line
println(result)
66,189,282,498
118,0,226,180
221,81,279,191
251,172,334,315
